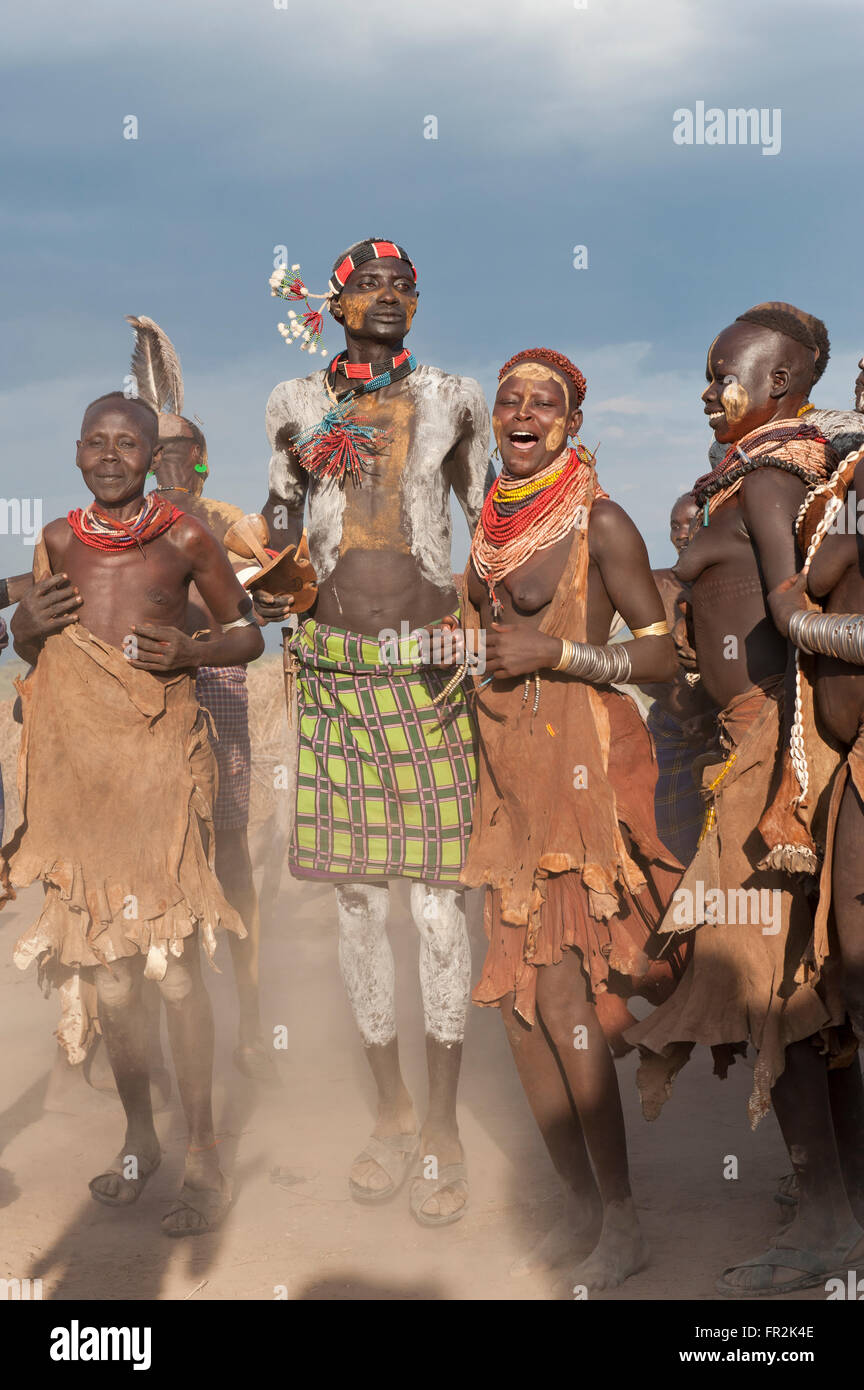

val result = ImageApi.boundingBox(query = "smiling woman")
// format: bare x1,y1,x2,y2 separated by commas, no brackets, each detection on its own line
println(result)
459,345,683,1291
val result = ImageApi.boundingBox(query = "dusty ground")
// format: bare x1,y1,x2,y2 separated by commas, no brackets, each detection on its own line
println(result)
0,867,836,1304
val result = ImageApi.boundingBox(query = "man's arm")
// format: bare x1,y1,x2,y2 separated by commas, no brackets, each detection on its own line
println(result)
444,377,493,532
0,573,34,609
256,381,309,622
261,381,308,548
739,470,807,636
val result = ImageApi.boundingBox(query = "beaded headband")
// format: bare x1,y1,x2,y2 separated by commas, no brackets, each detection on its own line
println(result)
498,349,587,411
268,240,417,359
329,239,416,296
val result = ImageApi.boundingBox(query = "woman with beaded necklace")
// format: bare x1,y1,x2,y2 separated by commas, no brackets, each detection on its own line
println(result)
459,348,684,1291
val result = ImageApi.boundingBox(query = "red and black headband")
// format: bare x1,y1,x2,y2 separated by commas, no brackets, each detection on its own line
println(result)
329,239,417,297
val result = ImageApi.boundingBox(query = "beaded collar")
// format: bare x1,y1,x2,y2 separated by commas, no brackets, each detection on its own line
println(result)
291,351,418,487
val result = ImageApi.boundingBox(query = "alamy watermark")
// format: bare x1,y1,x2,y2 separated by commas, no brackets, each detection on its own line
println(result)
670,883,781,935
0,498,42,545
378,620,486,675
824,491,864,535
673,102,781,157
1,1277,42,1300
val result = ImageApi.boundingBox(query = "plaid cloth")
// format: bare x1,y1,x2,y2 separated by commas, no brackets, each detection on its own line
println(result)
289,619,477,885
195,665,251,830
646,702,705,866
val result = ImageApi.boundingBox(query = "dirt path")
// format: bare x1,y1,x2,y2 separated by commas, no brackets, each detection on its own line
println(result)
0,876,828,1302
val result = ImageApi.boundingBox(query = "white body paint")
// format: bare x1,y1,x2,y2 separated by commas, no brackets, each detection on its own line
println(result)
265,365,492,587
335,882,471,1047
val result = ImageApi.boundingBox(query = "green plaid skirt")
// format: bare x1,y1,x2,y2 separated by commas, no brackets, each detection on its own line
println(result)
288,619,477,885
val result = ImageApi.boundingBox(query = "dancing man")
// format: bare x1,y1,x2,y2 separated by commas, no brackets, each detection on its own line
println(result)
6,392,263,1235
126,314,275,1082
255,239,491,1223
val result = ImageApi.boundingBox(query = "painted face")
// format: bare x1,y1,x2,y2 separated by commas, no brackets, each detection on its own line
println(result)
855,356,864,413
332,258,418,344
493,364,581,478
76,405,157,508
669,496,699,553
701,322,794,445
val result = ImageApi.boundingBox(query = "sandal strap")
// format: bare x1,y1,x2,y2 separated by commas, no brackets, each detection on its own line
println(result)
732,1244,843,1277
355,1134,418,1186
410,1160,468,1198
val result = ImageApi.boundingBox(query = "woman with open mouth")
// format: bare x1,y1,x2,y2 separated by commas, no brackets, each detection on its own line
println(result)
458,347,685,1292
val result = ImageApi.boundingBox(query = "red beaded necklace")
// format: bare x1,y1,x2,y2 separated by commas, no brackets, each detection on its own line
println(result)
471,445,606,616
333,349,411,382
68,494,182,553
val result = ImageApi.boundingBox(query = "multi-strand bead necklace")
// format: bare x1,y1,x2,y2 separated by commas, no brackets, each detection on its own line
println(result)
292,349,418,487
67,494,182,553
471,445,605,618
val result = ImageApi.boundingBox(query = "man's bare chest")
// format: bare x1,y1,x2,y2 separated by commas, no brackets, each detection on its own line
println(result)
58,533,190,614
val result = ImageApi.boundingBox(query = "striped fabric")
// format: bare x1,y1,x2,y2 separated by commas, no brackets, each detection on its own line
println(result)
289,619,476,884
646,702,705,866
195,665,251,830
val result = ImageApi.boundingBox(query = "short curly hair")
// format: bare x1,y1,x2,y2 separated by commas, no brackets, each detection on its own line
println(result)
498,348,587,410
736,303,830,385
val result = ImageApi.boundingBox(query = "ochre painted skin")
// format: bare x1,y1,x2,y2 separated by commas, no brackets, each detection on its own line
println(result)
499,363,571,396
336,391,413,556
720,380,750,423
497,366,573,455
546,415,566,452
339,290,417,335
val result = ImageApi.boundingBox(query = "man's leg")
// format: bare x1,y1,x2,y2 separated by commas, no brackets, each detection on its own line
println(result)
157,934,230,1234
217,826,275,1081
532,947,646,1289
336,884,417,1195
826,774,864,1219
90,956,161,1202
500,988,602,1275
408,884,472,1220
829,1061,864,1225
720,1038,864,1290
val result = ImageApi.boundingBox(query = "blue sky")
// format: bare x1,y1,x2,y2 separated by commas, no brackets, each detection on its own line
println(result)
2,0,863,634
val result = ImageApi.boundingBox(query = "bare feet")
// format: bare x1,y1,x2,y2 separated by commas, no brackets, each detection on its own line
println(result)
565,1198,648,1292
350,1089,417,1196
412,1122,466,1222
511,1190,602,1278
89,1133,162,1206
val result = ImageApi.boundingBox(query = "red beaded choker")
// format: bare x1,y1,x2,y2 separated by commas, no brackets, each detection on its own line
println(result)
68,494,183,553
332,349,411,382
